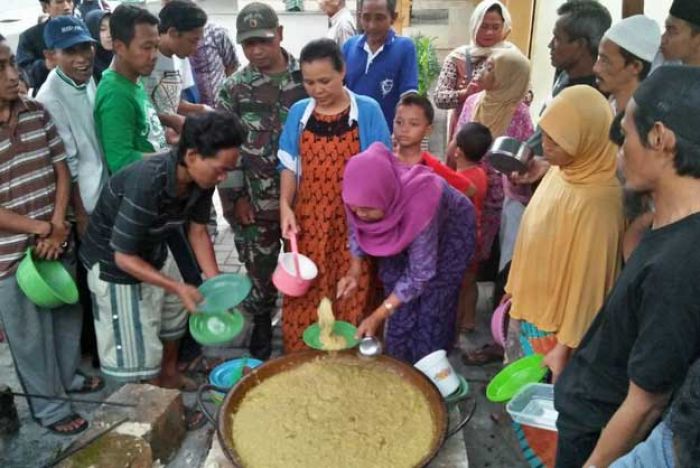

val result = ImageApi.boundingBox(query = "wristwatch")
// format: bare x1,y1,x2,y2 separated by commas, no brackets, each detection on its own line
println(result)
382,301,395,315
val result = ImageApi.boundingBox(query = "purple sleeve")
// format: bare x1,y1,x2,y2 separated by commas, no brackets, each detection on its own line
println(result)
392,216,439,303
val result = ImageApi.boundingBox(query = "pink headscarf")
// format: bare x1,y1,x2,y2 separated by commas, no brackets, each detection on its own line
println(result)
342,143,443,257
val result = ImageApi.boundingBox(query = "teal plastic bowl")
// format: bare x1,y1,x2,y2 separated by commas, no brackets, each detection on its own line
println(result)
16,249,79,309
197,273,252,313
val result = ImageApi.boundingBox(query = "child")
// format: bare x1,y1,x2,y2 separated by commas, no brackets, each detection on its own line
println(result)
453,122,491,335
393,93,473,194
454,122,490,221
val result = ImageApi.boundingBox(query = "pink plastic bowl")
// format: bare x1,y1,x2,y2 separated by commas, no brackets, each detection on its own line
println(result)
491,299,511,347
272,234,318,297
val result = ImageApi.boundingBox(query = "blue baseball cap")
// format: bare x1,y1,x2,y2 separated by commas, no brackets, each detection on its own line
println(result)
43,16,96,50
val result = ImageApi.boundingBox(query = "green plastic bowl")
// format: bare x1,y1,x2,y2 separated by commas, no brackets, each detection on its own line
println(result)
189,310,245,346
197,273,252,313
302,321,359,351
16,249,79,309
445,374,470,404
486,354,548,403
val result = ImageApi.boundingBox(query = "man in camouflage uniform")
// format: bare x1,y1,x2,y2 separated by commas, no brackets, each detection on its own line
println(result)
216,2,306,360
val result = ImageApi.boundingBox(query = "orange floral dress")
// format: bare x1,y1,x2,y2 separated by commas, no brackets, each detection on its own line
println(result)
282,107,374,352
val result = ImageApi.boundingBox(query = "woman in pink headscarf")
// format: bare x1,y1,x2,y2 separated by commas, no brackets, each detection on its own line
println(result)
336,143,477,363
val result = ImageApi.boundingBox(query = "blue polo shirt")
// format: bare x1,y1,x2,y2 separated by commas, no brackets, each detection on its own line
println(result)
342,30,418,131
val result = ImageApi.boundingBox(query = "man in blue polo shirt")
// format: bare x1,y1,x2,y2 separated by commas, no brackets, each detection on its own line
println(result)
342,0,418,131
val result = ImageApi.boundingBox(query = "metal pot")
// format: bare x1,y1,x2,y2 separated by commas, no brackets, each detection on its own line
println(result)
198,350,473,467
486,136,534,174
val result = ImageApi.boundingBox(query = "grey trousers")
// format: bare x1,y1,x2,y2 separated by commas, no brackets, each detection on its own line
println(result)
0,261,83,426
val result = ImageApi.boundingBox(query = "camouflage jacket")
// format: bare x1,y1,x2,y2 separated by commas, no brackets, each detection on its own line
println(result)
216,49,307,222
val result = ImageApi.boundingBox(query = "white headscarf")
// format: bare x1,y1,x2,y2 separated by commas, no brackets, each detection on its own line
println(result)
469,0,514,58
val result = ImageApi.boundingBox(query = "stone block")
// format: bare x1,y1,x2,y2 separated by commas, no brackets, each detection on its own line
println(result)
69,384,185,464
57,432,152,468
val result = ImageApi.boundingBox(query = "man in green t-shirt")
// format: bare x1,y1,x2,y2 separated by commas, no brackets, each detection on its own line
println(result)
94,4,166,174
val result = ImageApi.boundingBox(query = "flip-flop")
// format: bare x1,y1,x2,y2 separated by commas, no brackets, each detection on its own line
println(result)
185,406,207,431
47,414,89,436
461,343,504,366
67,375,105,394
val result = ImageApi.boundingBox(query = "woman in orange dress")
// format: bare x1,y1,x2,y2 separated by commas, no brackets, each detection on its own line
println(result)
277,39,391,352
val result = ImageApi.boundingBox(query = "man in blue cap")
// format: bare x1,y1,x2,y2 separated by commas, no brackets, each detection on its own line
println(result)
37,16,108,238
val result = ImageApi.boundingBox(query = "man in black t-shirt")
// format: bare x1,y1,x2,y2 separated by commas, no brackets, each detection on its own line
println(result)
80,111,245,391
554,66,700,467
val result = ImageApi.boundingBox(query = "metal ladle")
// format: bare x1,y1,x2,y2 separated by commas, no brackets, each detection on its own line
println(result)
358,336,383,357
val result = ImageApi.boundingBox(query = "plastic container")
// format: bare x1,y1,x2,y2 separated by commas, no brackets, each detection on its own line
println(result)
197,273,252,313
272,233,318,297
486,354,548,402
506,383,558,432
208,357,263,405
302,321,359,350
16,248,79,308
491,299,511,347
414,349,460,397
189,310,245,346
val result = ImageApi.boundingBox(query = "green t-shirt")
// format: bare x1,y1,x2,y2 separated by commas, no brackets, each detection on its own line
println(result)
94,69,167,174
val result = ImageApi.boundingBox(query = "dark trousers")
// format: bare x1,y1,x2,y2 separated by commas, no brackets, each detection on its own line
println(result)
555,423,600,468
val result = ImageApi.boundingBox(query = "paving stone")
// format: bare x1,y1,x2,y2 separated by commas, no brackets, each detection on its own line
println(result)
70,384,185,464
57,432,152,468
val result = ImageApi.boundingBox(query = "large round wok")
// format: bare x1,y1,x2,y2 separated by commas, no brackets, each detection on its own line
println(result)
198,350,472,468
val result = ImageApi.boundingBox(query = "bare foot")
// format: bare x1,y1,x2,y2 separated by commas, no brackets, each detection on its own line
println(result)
153,373,198,392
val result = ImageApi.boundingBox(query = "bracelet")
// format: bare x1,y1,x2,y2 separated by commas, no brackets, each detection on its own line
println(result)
382,301,395,316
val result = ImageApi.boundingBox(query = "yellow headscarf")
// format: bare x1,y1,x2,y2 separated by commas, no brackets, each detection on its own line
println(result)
505,85,623,348
472,48,531,138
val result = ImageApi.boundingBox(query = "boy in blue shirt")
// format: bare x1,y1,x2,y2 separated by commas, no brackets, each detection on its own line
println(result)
342,0,418,131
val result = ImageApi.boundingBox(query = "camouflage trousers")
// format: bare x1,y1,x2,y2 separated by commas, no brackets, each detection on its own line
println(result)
232,219,281,360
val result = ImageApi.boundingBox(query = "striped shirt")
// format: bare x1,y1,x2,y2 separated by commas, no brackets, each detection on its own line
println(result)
0,98,66,278
79,152,213,284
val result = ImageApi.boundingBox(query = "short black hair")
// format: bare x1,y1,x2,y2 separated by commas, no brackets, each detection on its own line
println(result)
632,102,700,178
300,38,344,73
397,93,434,124
177,111,247,164
557,0,612,58
363,0,397,15
455,122,493,163
618,46,652,82
669,359,700,467
110,4,159,47
159,0,207,34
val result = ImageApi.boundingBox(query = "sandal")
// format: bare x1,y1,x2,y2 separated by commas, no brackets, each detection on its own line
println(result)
461,343,504,366
47,414,89,436
185,406,207,431
67,375,105,394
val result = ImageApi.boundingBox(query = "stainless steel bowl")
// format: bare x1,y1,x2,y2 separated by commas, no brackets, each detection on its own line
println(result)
486,136,533,174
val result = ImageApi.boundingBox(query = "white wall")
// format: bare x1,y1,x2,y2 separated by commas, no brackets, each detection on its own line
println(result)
529,0,674,120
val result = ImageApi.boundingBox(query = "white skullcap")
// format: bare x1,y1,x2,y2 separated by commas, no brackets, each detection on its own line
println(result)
603,15,661,64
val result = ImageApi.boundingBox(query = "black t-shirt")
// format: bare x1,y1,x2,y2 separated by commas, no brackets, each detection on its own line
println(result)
555,213,700,432
80,152,213,284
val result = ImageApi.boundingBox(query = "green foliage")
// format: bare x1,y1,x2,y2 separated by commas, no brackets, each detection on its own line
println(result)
412,34,441,96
